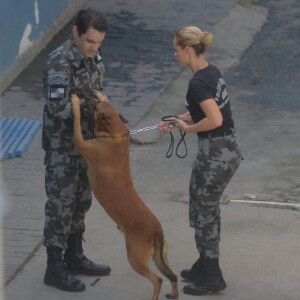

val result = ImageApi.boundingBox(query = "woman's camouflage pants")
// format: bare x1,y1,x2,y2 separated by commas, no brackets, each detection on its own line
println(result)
189,134,241,259
43,153,92,250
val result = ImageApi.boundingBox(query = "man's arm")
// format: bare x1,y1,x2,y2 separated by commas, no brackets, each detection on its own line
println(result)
43,59,73,119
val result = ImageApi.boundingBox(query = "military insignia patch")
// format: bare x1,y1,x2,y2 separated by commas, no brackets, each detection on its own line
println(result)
49,84,66,100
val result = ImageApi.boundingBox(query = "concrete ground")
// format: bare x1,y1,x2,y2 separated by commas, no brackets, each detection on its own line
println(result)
1,0,300,299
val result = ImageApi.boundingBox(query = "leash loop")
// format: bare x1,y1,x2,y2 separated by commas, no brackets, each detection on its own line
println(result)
161,115,188,159
129,115,188,158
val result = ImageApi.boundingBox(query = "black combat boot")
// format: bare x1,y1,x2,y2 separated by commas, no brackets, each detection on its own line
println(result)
64,232,111,276
44,246,85,292
180,255,205,281
183,258,226,295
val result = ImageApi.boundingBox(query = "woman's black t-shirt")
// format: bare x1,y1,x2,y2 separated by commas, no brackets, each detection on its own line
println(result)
185,64,234,137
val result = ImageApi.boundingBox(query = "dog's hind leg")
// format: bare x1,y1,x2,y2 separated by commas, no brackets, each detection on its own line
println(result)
126,238,162,300
153,238,178,299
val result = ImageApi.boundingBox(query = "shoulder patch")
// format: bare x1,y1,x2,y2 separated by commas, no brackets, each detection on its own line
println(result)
47,70,69,86
48,84,66,101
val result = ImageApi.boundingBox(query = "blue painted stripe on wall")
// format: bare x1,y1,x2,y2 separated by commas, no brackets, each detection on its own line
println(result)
0,0,72,74
0,118,42,160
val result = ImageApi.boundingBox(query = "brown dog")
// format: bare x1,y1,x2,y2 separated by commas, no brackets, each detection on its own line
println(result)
71,93,178,300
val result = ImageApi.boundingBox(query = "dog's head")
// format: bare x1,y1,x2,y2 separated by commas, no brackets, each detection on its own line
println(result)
94,100,130,138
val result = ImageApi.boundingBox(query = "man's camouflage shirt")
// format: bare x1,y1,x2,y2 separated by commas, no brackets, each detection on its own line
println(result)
42,37,105,156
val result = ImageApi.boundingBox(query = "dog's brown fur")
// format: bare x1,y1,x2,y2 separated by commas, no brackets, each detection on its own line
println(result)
71,93,178,300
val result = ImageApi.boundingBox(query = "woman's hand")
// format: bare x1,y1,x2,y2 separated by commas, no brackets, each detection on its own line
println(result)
178,112,192,124
174,118,189,132
159,117,189,133
71,94,81,118
159,121,173,133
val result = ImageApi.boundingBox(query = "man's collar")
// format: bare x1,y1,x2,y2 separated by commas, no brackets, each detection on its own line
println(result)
70,37,85,61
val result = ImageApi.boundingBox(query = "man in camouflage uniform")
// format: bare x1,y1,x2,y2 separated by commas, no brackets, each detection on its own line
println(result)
42,8,111,292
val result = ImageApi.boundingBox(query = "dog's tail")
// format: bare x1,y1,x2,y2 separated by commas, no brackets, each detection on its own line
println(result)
153,236,178,298
153,236,177,283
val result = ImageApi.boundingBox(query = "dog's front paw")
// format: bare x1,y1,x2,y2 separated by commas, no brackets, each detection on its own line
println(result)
93,90,108,103
71,94,81,117
165,293,178,299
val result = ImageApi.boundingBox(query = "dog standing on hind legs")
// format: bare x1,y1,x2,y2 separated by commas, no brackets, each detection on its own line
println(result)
71,93,178,300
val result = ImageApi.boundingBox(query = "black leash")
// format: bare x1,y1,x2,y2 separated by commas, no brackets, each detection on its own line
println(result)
161,115,188,159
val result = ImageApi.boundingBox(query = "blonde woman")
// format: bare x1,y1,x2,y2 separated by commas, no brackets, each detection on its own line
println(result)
160,26,242,296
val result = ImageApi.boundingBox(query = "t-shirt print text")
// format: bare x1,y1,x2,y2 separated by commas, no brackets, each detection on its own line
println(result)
215,78,229,109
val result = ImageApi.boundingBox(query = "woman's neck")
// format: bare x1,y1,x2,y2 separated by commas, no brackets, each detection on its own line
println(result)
190,55,209,73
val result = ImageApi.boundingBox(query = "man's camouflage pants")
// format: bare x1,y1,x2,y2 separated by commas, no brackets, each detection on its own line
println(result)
43,153,92,250
189,134,241,259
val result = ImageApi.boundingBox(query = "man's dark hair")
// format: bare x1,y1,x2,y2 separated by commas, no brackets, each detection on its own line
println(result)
74,8,108,36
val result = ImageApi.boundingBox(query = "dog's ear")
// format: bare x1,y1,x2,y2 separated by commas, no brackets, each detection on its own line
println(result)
104,115,112,124
119,113,129,124
97,113,112,125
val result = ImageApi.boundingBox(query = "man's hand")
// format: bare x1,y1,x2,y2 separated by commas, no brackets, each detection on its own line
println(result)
71,94,81,118
93,90,108,103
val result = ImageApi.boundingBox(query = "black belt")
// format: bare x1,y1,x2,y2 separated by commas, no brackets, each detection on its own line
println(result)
198,128,234,139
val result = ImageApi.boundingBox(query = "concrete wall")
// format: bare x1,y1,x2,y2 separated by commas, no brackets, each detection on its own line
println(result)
0,0,87,94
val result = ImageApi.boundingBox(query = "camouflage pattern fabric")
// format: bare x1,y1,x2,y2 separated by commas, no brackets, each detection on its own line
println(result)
43,153,92,249
189,134,241,259
42,37,104,248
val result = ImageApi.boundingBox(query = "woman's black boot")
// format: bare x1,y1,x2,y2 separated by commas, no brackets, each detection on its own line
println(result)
183,258,226,295
64,232,111,276
44,246,85,292
180,255,205,281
